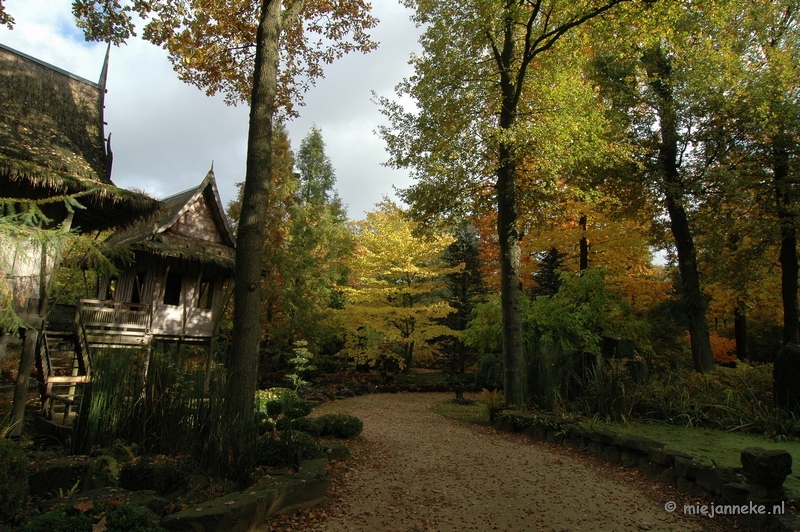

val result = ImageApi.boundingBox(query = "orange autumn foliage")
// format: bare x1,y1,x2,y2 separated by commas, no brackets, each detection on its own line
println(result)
710,332,737,365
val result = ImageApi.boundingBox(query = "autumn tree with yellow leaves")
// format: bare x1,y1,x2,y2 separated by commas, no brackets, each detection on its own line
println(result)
341,201,463,371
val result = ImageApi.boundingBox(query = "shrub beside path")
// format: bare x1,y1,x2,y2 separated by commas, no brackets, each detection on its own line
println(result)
263,392,726,531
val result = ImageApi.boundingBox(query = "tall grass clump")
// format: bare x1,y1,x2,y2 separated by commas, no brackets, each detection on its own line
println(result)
580,357,640,422
635,363,800,438
72,346,233,474
524,340,589,411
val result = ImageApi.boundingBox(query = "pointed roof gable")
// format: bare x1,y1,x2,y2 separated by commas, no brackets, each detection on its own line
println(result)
154,169,235,247
0,43,158,229
107,169,236,270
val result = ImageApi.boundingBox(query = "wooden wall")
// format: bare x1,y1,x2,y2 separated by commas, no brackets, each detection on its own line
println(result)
97,253,228,341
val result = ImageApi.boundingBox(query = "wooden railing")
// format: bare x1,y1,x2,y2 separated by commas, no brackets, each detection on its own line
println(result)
78,299,152,346
74,305,92,375
46,304,77,332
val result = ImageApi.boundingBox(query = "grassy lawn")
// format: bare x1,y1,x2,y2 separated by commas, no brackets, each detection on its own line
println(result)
431,400,489,425
433,399,800,497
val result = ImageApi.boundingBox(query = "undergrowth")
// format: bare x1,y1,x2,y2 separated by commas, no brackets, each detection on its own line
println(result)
633,363,800,439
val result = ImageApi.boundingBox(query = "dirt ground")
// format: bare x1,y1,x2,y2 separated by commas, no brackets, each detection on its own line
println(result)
263,392,738,532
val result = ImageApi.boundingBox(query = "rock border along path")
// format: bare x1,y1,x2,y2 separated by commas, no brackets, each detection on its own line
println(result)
264,392,729,531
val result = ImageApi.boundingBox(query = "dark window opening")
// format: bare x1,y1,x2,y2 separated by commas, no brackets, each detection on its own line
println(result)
197,278,214,309
131,271,146,304
163,272,183,306
105,277,118,301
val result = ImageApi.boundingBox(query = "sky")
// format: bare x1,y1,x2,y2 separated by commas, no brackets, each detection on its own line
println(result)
0,0,422,220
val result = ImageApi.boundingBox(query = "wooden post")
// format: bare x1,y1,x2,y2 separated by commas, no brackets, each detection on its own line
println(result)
10,327,38,437
204,338,215,395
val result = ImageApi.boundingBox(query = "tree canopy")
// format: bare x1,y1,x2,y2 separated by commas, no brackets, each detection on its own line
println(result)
341,200,462,370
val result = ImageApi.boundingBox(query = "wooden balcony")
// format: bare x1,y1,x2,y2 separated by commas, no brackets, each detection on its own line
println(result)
78,299,153,347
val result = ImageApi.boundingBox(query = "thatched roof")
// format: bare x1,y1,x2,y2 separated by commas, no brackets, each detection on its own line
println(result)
0,43,158,230
107,169,236,271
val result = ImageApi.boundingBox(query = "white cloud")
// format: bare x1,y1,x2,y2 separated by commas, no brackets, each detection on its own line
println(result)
1,0,422,219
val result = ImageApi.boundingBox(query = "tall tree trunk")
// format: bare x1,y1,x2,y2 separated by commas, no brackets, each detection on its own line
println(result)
579,215,589,272
497,147,524,406
225,0,281,464
486,0,630,404
734,304,748,361
773,131,799,346
496,12,525,406
647,45,714,373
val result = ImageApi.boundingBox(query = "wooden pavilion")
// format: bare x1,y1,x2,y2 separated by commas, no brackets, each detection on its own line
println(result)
0,44,235,432
94,168,236,348
0,43,160,327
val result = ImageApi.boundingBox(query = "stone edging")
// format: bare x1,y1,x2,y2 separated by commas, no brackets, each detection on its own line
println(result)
159,458,331,532
27,456,332,532
495,411,800,532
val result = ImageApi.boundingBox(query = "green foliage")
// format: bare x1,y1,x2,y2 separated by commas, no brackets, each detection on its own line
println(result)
227,125,353,364
438,224,486,374
12,502,161,532
473,352,503,391
315,413,363,439
16,508,93,532
289,416,322,436
105,504,164,532
0,194,118,334
0,438,29,525
524,341,586,412
257,431,324,468
286,341,316,391
254,388,313,420
297,126,337,206
72,348,231,475
481,389,505,424
253,390,357,468
635,364,800,438
580,358,640,422
465,269,651,357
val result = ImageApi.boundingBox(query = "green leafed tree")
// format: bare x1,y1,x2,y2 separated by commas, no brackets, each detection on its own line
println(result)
277,126,353,355
692,0,800,348
377,0,633,404
341,201,463,371
584,1,741,372
439,224,487,375
297,125,337,206
227,125,352,368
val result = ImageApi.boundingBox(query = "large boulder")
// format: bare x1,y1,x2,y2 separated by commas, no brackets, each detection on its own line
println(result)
160,459,331,532
741,447,791,498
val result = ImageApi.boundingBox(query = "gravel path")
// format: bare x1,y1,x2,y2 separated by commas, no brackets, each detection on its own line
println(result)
265,393,724,532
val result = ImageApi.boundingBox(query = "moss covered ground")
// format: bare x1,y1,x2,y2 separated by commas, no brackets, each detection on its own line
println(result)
584,419,800,497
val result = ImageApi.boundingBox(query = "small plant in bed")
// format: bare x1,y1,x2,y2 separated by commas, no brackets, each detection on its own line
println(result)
315,413,363,438
254,388,362,468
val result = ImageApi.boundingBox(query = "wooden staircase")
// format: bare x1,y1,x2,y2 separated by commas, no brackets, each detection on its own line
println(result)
35,301,153,423
36,305,92,423
37,330,89,423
